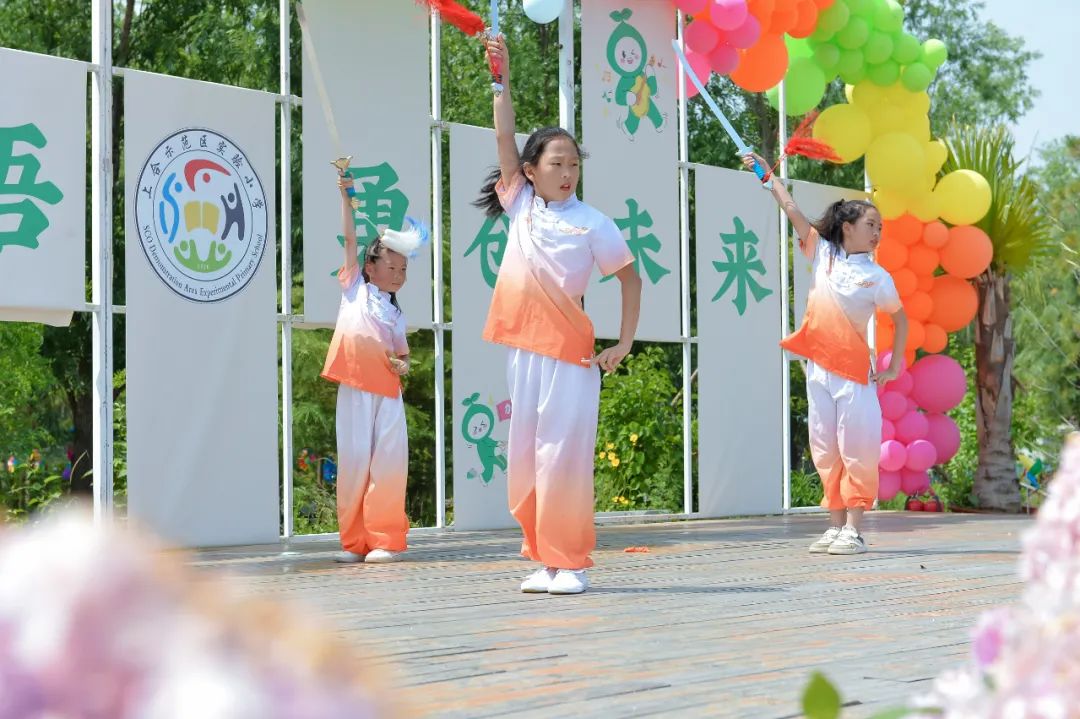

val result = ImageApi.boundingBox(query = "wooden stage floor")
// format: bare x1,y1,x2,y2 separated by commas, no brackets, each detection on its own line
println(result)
191,511,1029,718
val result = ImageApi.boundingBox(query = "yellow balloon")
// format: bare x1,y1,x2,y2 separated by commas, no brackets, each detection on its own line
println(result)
851,80,885,108
812,103,873,163
933,169,992,225
924,140,948,174
844,84,855,103
872,187,908,219
909,190,941,222
866,132,926,192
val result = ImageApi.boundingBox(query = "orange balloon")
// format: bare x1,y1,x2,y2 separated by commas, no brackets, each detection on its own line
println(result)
904,348,917,368
875,237,908,272
747,0,777,28
893,267,918,297
876,319,894,353
904,290,933,321
917,273,935,293
906,318,926,350
906,243,940,276
928,275,978,332
770,0,799,33
922,323,948,353
730,34,788,92
941,225,993,279
922,220,949,248
883,214,923,246
789,0,820,37
813,0,835,7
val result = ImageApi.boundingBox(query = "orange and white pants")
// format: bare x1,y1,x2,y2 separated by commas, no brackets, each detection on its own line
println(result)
806,361,881,511
506,348,601,570
335,384,409,553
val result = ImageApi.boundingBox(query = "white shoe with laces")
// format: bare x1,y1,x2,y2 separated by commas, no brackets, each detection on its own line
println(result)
364,548,403,563
827,526,868,555
809,527,842,553
333,550,365,563
547,569,589,595
520,567,557,593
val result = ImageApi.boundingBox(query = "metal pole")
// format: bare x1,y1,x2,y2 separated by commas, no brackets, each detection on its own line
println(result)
431,9,447,529
777,82,794,509
91,0,114,522
280,0,296,538
558,1,575,134
676,11,693,515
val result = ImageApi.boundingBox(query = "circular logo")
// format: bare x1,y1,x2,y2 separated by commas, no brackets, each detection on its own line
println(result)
134,128,268,303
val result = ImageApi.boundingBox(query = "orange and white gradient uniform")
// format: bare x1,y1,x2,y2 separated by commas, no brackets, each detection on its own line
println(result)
781,229,901,511
321,264,410,554
483,173,633,570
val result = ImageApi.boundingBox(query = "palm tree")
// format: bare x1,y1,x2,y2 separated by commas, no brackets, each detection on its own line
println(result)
943,126,1055,511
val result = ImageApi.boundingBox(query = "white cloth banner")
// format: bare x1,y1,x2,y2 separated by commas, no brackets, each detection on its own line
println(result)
695,167,783,516
301,0,431,328
0,49,86,326
789,180,868,328
581,1,680,341
124,71,279,547
448,123,525,531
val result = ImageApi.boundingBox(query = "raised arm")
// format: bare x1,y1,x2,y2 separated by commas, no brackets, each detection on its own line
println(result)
486,34,521,187
741,153,816,258
337,174,358,275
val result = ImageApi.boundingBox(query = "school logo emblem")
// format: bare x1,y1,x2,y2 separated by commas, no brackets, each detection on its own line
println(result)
134,128,267,302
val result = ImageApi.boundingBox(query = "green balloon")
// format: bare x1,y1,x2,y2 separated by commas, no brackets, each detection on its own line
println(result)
837,17,870,50
891,32,922,64
784,58,828,115
836,47,864,76
819,2,850,33
810,25,836,43
901,61,933,92
845,0,876,19
922,39,948,69
786,36,814,60
875,0,904,33
863,30,894,65
814,43,841,72
839,63,867,85
867,59,900,86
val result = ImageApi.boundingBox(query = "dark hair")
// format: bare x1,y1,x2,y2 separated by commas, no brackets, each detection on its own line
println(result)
812,199,878,250
473,126,587,218
362,237,401,310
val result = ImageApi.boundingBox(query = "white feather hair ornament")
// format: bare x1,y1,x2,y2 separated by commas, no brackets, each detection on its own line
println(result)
380,216,430,258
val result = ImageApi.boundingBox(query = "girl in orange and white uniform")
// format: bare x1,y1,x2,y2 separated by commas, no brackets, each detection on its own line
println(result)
743,153,909,555
322,173,427,564
477,36,642,594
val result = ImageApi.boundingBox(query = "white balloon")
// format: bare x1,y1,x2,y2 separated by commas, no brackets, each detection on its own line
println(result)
523,0,565,24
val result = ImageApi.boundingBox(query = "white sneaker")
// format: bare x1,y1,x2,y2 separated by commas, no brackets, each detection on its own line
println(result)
520,567,557,593
364,549,402,563
333,550,365,563
548,569,589,595
809,527,842,554
827,526,868,555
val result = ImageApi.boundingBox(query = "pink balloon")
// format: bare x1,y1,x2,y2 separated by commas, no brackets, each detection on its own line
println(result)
881,418,896,441
884,371,914,396
910,354,967,413
880,391,907,421
905,439,938,472
879,439,908,472
709,0,749,30
878,350,906,375
724,13,760,49
680,48,713,99
900,468,931,496
879,470,902,501
685,19,720,55
906,397,919,412
894,410,929,444
707,42,740,75
924,413,961,464
676,0,709,13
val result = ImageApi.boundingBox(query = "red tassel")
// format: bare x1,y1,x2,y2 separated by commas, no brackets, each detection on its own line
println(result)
417,0,486,36
781,111,842,163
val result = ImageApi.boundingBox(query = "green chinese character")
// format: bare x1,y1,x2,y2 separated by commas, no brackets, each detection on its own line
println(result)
602,198,670,285
0,124,63,255
711,216,773,316
333,161,409,277
464,214,508,289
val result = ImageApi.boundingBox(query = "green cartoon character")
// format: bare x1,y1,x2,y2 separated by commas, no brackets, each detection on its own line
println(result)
461,393,506,485
606,9,666,140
